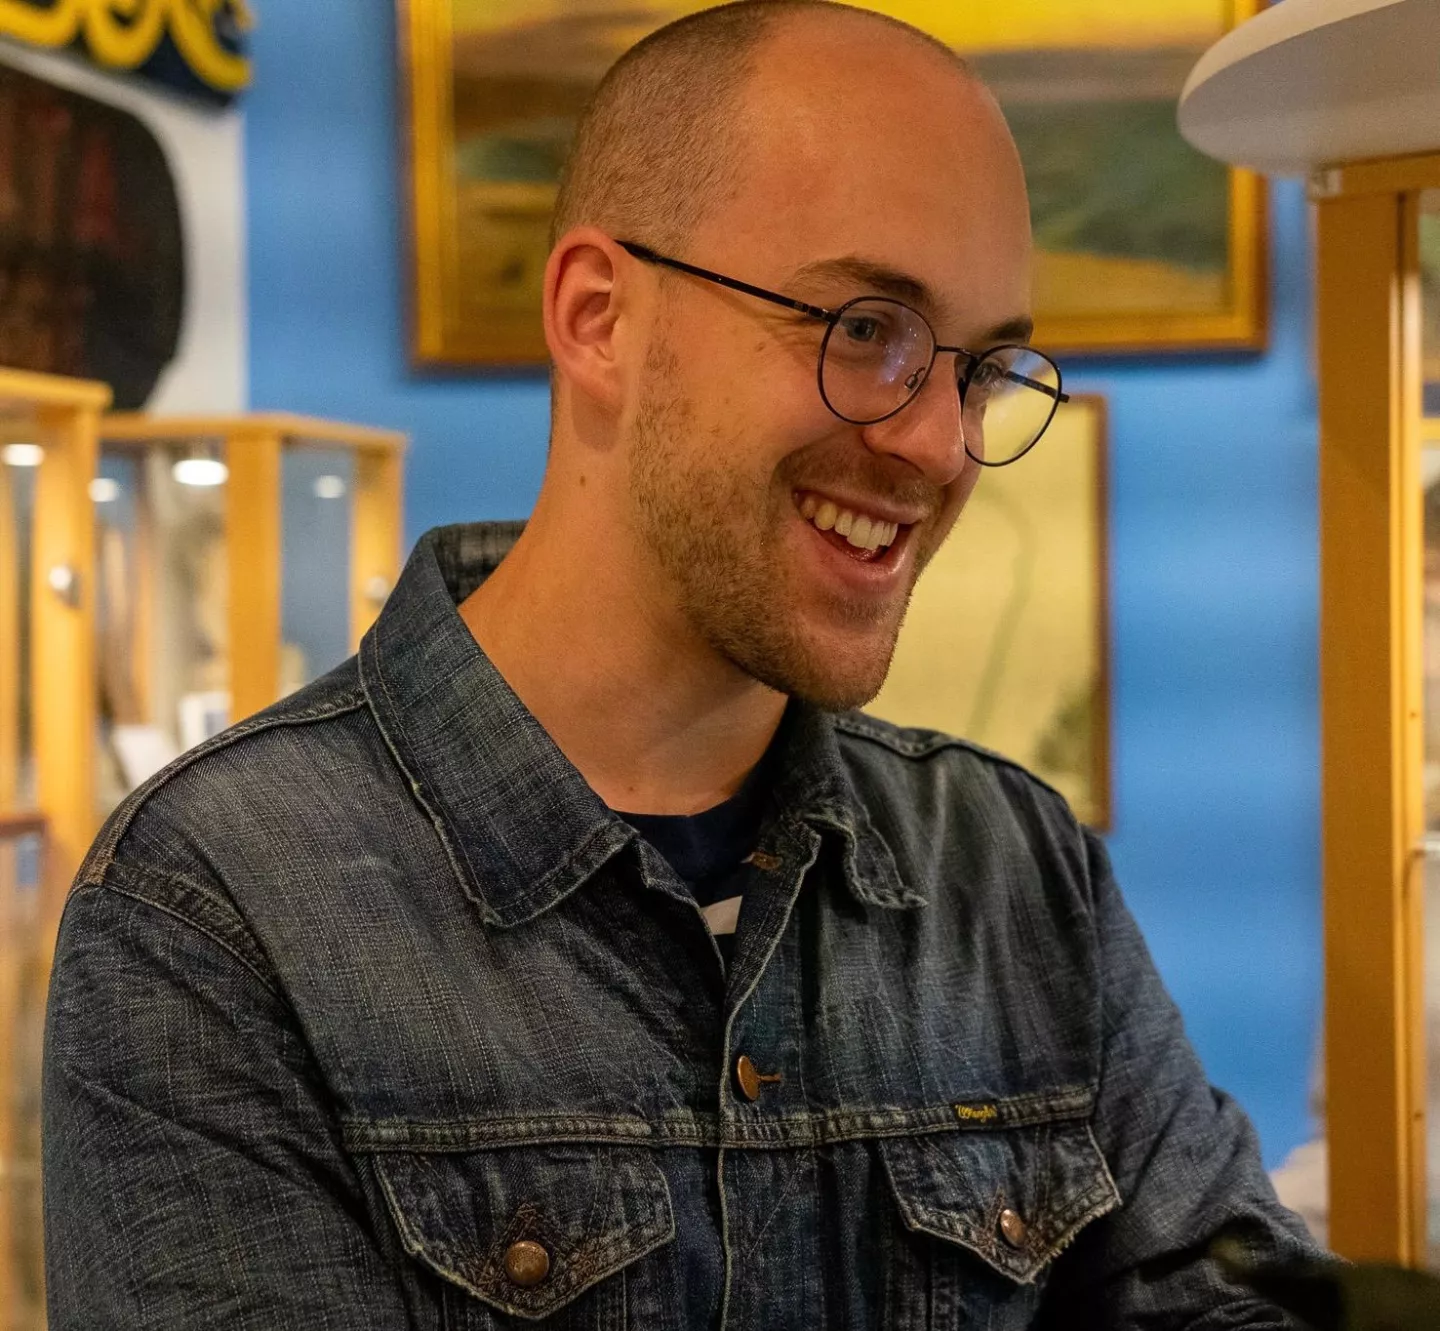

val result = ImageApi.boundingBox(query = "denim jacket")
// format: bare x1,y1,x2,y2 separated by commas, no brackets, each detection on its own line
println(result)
43,523,1314,1329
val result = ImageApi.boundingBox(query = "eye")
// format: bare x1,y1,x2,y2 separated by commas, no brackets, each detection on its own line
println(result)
970,358,1005,389
840,314,882,344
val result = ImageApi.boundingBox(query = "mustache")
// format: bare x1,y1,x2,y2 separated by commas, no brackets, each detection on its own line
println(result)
779,454,944,521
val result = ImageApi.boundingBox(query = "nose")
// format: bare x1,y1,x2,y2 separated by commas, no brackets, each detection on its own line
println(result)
857,354,970,487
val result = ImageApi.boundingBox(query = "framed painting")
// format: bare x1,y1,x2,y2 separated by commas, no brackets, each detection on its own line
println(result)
866,395,1110,828
0,59,183,406
402,0,1267,367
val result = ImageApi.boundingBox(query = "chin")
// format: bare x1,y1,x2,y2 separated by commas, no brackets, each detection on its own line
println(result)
794,680,887,713
740,639,895,713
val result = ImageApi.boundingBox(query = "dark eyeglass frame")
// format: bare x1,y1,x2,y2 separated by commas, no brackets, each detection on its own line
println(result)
617,239,1069,466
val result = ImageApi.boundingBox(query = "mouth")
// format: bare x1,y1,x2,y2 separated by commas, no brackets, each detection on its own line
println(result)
794,490,914,567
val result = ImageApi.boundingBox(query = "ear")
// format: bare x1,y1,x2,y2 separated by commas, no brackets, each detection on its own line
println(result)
543,228,637,415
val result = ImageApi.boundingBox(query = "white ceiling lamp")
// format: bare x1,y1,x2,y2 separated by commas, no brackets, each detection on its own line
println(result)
89,477,121,503
1,442,43,468
1178,0,1440,176
172,444,228,488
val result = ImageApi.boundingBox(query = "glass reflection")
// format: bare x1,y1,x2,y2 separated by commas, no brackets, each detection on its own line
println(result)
281,446,355,693
94,442,229,815
0,444,37,812
0,820,46,1329
1424,192,1440,419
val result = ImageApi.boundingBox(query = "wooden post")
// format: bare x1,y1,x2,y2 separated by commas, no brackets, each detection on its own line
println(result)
225,426,283,725
29,395,104,911
1316,181,1428,1263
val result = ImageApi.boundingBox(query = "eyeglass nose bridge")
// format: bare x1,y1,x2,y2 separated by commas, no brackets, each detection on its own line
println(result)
946,346,985,402
879,346,992,470
898,345,983,403
899,345,981,411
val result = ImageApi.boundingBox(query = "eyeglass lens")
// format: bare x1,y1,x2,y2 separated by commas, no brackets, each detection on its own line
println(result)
818,299,1062,465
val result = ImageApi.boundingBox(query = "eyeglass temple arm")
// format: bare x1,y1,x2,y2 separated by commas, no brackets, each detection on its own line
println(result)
945,346,1070,404
1010,371,1069,403
617,241,837,323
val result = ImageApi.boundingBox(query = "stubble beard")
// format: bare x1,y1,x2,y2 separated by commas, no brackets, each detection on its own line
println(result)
626,338,913,711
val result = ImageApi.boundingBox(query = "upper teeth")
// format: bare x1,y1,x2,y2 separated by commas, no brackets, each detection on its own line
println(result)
798,494,899,551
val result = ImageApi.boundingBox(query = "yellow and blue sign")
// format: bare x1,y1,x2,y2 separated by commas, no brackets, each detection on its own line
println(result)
0,0,251,96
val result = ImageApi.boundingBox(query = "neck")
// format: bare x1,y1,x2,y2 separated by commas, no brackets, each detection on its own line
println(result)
459,484,787,816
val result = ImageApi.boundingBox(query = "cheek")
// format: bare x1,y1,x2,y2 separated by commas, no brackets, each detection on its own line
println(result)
696,305,827,416
935,459,984,537
661,308,838,470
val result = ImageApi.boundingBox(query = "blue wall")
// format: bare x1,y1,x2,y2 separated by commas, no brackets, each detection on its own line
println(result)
245,0,1320,1166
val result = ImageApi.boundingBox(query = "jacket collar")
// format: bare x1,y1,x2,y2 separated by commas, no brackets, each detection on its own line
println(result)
360,523,919,927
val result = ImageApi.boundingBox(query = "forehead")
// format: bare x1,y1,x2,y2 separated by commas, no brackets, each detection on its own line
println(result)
694,17,1032,327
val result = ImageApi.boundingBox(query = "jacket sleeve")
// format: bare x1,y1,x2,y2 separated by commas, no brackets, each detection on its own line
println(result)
1038,830,1321,1329
42,868,414,1330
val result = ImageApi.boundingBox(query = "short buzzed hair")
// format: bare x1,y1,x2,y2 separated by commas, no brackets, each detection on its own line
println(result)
550,0,969,252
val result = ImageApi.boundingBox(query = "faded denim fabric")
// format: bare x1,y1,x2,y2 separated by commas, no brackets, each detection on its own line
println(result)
43,523,1315,1329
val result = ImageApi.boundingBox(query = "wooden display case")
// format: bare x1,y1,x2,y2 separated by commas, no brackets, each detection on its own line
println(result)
3,396,402,1324
94,413,406,809
1312,153,1440,1266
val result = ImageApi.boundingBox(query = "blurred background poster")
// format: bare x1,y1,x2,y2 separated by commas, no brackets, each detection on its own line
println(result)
869,396,1110,828
403,0,1267,365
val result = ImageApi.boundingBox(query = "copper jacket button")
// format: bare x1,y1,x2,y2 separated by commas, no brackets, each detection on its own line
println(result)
734,1054,783,1101
735,1055,762,1101
998,1208,1027,1248
504,1239,551,1287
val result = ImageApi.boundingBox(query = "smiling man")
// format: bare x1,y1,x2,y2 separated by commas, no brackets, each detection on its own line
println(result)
43,3,1315,1328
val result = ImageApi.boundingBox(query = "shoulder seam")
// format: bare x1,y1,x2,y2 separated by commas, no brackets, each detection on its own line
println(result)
71,874,282,999
834,712,1073,808
82,686,369,884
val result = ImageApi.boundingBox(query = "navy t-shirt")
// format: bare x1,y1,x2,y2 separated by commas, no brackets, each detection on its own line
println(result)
616,754,773,969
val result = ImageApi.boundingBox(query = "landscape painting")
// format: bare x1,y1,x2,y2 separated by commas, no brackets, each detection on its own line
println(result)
403,0,1266,365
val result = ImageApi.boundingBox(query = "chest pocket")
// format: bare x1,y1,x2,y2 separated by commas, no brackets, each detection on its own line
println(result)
373,1144,675,1327
879,1119,1120,1328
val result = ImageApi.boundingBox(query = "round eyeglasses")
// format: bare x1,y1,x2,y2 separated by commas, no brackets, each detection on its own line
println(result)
618,241,1068,467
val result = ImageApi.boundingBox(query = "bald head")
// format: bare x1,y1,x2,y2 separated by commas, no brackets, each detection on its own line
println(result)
550,1,986,252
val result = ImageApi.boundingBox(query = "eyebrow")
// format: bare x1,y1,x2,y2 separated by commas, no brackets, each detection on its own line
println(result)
979,315,1035,346
791,255,939,313
789,255,1035,346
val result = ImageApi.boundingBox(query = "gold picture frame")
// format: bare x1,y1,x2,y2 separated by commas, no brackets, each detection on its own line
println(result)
866,394,1110,828
401,0,1268,367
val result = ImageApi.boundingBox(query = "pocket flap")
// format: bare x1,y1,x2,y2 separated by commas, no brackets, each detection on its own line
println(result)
880,1121,1120,1285
374,1145,675,1319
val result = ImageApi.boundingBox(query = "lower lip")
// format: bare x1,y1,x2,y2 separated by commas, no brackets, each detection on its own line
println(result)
795,508,911,591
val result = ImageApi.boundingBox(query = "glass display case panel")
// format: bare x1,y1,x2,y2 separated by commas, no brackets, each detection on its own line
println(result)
0,815,48,1330
280,444,355,694
0,431,38,813
94,440,230,814
1425,190,1440,419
